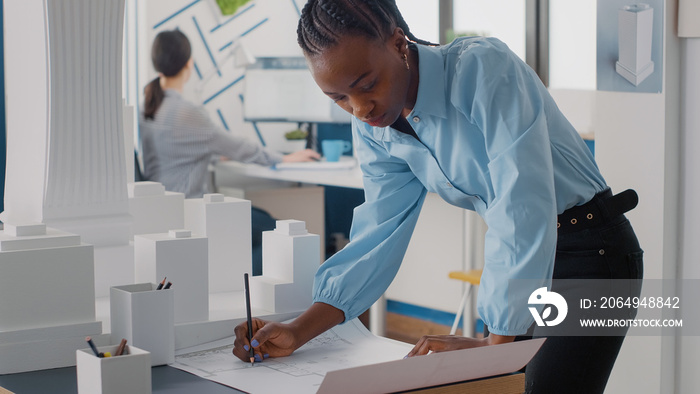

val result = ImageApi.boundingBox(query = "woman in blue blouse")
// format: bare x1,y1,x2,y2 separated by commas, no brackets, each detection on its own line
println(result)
233,1,643,392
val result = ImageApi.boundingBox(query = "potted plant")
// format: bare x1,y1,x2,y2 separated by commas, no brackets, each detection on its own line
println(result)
283,127,309,153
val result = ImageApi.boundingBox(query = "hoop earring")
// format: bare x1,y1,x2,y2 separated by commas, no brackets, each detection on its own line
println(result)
403,53,410,70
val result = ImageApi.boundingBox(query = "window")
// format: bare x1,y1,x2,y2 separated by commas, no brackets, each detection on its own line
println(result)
549,2,597,89
396,0,440,44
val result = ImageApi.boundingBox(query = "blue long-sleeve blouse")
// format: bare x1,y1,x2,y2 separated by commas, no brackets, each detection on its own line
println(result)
313,37,607,336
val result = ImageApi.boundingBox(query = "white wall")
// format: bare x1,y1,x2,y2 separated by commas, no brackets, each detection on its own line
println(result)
594,1,681,392
678,37,700,394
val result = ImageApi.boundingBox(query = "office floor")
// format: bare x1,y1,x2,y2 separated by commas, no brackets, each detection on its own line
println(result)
358,308,475,345
385,312,465,344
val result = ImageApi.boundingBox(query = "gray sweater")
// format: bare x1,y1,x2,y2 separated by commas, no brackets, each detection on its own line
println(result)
139,90,283,198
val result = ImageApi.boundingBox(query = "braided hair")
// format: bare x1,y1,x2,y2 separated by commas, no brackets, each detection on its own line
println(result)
297,0,436,56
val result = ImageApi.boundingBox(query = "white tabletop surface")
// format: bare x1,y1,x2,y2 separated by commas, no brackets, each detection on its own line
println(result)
215,156,364,189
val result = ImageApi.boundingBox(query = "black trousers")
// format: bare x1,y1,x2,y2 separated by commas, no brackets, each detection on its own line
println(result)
519,194,644,393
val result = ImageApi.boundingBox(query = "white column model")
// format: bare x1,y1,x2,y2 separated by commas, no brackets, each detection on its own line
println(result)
3,0,133,297
616,3,655,86
2,0,130,245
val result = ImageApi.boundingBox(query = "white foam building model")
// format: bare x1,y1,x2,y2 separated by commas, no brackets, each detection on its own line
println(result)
2,0,134,298
184,194,252,293
616,3,655,86
134,229,209,324
128,182,185,240
250,220,320,313
0,223,103,374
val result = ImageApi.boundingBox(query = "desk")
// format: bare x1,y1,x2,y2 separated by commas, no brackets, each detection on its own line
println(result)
0,365,242,394
214,159,364,190
408,373,524,393
0,366,524,393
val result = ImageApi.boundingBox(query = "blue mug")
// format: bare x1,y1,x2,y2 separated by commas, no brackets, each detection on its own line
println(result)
322,140,352,162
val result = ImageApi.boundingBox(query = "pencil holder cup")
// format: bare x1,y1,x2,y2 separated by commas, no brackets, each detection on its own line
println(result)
110,283,174,366
76,344,151,394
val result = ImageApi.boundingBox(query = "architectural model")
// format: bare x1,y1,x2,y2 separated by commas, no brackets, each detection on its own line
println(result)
251,220,320,313
0,223,102,374
135,229,209,323
128,182,185,240
184,193,252,293
616,3,655,86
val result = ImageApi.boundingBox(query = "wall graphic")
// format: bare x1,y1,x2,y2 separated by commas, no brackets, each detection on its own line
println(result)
142,0,306,152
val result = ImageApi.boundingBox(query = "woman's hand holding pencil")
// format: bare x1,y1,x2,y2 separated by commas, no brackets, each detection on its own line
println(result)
231,302,344,363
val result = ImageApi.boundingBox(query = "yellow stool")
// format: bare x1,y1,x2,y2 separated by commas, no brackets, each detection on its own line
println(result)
448,269,483,335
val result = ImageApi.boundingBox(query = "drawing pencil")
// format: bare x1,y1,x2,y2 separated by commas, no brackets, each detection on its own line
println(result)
244,273,255,365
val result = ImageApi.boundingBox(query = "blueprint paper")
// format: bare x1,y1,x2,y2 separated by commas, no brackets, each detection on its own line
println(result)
171,319,411,393
318,337,545,393
172,318,544,393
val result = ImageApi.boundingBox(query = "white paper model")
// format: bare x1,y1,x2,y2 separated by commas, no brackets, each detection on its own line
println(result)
184,194,252,293
2,0,130,244
134,229,209,323
3,0,134,297
0,223,102,374
110,283,175,366
250,220,320,313
128,182,185,240
616,3,655,86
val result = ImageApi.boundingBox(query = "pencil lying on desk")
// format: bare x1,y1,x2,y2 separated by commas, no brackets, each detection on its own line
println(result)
244,273,255,366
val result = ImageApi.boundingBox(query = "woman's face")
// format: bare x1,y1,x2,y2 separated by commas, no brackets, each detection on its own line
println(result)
307,30,413,128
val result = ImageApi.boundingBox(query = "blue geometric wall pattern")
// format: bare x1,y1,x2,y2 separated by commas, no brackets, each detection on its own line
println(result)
137,0,306,152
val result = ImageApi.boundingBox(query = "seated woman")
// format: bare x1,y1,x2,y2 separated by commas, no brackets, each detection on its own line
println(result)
140,30,320,274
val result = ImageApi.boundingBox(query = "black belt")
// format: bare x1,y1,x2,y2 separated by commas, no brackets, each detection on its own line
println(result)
557,189,638,235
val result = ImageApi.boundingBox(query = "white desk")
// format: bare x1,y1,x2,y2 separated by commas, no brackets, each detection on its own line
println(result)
214,156,364,190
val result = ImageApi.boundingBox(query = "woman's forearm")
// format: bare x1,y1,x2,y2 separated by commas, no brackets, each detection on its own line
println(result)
288,302,345,349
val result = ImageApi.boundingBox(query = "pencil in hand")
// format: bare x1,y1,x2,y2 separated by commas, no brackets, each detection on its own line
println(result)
244,273,255,365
